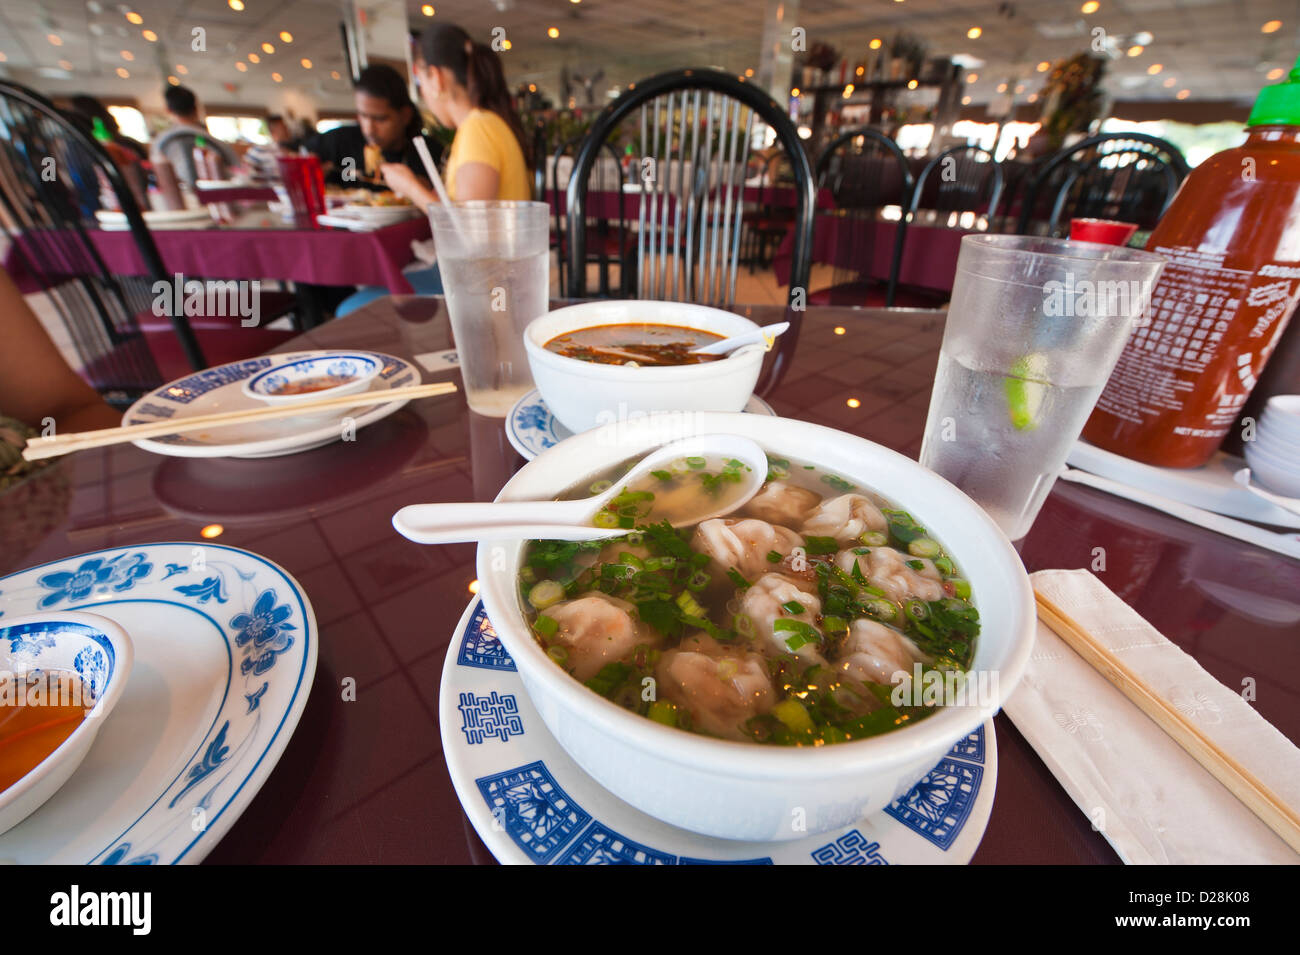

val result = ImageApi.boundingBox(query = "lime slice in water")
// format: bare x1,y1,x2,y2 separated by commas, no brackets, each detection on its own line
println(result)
1004,352,1049,431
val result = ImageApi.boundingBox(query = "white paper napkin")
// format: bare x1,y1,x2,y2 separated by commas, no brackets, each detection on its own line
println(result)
1003,568,1300,864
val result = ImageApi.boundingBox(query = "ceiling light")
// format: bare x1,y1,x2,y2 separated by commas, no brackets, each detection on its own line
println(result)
167,75,179,85
280,31,293,43
547,26,559,38
1132,31,1153,44
961,95,971,105
869,38,882,50
47,33,63,46
1015,84,1024,93
967,73,978,83
229,0,244,9
235,61,247,72
271,72,282,82
1162,76,1176,87
1037,61,1049,72
1147,63,1162,74
262,42,274,53
121,49,134,61
1081,1,1099,12
528,83,537,91
1263,20,1282,34
996,82,1007,92
1127,45,1144,57
842,84,854,98
176,63,188,74
1268,67,1285,81
116,67,129,77
502,39,511,49
1176,88,1190,99
142,29,157,41
791,87,800,97
967,27,982,39
330,70,340,79
300,58,311,68
747,68,755,77
907,79,918,89
1028,93,1038,102
125,11,142,24
421,3,434,14
58,59,72,70
248,53,260,63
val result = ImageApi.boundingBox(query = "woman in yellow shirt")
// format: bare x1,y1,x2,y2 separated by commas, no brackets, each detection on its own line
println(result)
380,23,531,204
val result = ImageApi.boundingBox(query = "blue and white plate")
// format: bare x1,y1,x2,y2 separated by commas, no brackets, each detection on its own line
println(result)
0,543,317,863
124,350,419,459
506,390,778,461
440,598,996,865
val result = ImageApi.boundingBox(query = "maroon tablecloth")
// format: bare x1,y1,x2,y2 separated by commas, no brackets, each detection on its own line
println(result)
3,211,429,294
773,215,972,292
7,298,1296,864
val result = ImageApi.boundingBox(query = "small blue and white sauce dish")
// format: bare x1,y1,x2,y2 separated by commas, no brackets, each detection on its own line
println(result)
0,610,134,835
241,352,383,408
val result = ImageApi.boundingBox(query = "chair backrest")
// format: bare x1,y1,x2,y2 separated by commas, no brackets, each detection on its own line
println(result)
566,68,814,309
0,81,205,402
910,145,1004,222
551,134,628,297
1016,133,1190,236
531,122,547,202
813,126,914,306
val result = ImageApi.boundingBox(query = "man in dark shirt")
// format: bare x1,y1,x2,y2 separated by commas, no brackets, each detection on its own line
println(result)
303,64,443,191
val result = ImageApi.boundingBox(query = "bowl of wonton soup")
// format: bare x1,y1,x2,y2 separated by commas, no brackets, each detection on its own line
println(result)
474,413,1035,842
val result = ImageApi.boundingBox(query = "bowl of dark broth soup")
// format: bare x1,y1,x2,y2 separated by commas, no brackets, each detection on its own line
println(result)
475,413,1036,841
524,302,765,434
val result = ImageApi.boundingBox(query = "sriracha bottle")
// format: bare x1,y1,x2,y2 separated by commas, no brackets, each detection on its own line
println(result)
1082,58,1300,468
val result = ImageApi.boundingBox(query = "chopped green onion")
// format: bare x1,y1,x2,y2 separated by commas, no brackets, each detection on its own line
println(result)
908,537,941,558
686,570,710,591
647,700,678,726
533,614,559,637
906,559,925,571
593,510,619,529
780,600,805,615
821,615,849,632
685,456,707,469
772,699,814,733
675,590,707,619
612,489,654,506
904,599,930,623
803,536,839,555
726,568,751,589
859,531,888,547
933,556,955,575
618,552,645,570
734,613,754,638
589,479,612,494
617,515,635,529
774,619,820,649
546,644,568,664
528,580,565,610
951,578,972,600
866,598,899,622
766,550,783,563
650,469,672,481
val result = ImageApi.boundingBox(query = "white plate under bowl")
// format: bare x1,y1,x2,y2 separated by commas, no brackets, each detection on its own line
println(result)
1066,439,1300,529
123,350,420,458
0,542,317,863
440,598,996,865
505,388,776,461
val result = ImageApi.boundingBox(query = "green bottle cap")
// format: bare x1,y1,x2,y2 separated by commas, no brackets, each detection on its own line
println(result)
91,116,111,142
1248,56,1300,126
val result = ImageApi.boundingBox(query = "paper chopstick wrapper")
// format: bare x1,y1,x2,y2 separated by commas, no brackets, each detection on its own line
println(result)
1003,568,1300,864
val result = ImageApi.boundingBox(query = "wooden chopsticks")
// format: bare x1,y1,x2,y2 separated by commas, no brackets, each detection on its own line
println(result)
1034,589,1300,854
21,381,458,461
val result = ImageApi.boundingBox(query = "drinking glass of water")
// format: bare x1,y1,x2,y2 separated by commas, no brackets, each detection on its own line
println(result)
427,200,550,417
920,235,1166,540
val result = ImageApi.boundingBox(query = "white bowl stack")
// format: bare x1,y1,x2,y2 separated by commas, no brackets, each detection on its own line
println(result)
1245,395,1300,499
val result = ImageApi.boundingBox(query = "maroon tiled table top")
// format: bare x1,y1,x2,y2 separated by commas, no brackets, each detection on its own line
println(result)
6,297,1296,864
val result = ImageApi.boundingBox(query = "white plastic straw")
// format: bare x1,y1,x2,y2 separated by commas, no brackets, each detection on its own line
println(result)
412,135,471,241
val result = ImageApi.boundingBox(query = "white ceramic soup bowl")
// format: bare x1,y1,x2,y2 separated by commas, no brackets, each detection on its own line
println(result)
0,610,133,836
475,412,1036,842
523,301,765,435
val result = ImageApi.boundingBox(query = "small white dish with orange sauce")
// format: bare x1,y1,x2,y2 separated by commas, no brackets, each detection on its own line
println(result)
241,352,383,411
0,611,133,836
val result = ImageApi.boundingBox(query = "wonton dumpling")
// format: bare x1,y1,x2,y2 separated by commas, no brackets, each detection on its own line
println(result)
739,573,826,665
837,618,929,686
834,547,945,604
656,633,776,740
547,592,653,681
801,493,888,544
692,518,801,581
742,481,822,527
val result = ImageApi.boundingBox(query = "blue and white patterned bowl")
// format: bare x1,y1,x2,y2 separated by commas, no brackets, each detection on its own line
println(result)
241,352,382,406
0,611,133,836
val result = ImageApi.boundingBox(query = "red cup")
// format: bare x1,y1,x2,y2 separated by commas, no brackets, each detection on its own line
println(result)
275,155,326,226
1070,217,1139,246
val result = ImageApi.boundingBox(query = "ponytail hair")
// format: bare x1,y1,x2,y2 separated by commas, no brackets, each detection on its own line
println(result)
419,23,531,168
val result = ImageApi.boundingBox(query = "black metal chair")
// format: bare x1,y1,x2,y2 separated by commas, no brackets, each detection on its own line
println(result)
808,127,914,307
1015,133,1190,237
551,135,632,298
566,69,814,308
741,152,796,273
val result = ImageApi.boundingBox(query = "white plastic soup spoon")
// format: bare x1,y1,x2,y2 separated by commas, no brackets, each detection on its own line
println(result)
690,322,790,356
391,434,768,544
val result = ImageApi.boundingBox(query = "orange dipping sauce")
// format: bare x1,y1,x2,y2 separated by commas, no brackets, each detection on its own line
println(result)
0,671,93,791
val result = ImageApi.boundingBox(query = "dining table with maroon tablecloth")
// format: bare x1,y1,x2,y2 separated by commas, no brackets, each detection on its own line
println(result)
8,296,1297,864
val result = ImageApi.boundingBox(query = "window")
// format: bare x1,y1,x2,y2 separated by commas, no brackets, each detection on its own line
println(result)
316,118,350,134
1099,118,1245,167
205,115,270,144
106,105,148,142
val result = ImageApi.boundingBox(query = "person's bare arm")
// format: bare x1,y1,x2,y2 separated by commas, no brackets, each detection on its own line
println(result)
452,162,500,201
0,267,122,433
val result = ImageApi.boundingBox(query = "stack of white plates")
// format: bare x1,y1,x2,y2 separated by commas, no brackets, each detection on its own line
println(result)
94,207,214,230
1245,395,1300,498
